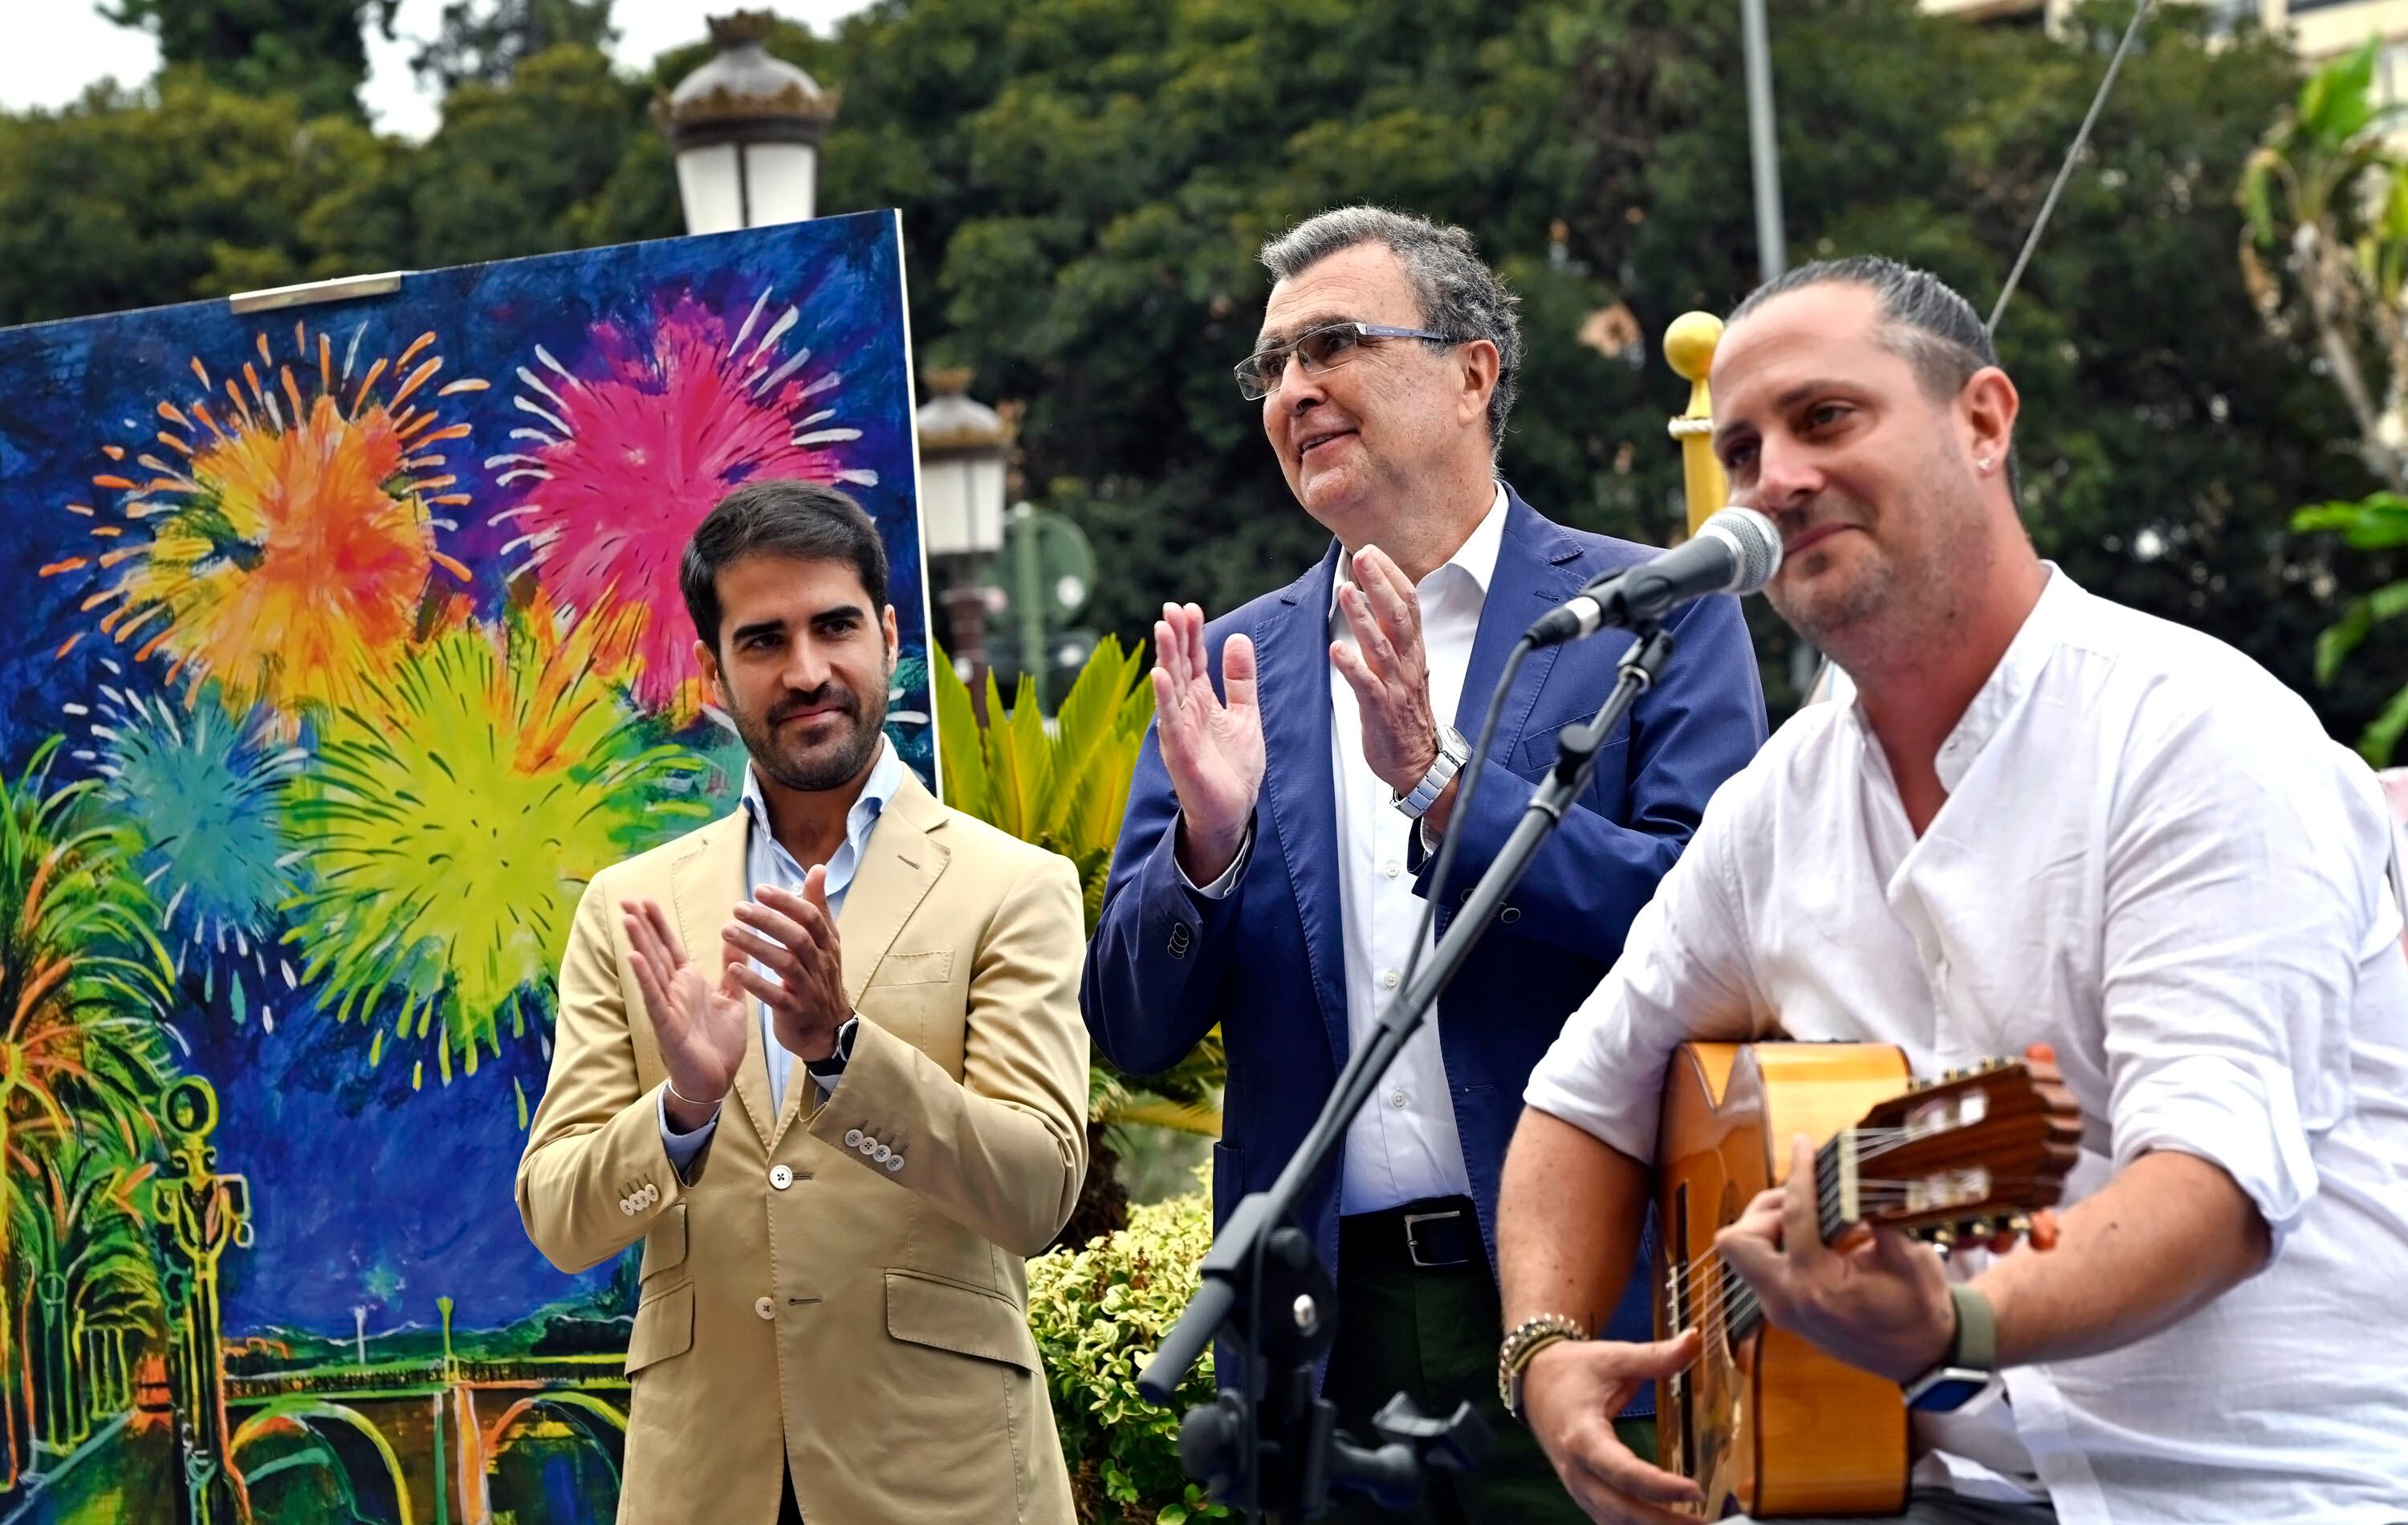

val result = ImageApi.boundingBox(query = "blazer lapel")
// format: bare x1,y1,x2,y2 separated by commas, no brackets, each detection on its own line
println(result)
667,811,779,1147
771,773,946,1148
1457,489,1588,738
1253,547,1351,1072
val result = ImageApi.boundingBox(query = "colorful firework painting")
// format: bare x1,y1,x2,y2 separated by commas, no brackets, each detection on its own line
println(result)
0,212,929,1523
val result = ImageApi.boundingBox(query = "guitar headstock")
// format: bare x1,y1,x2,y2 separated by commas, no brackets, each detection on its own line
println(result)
1840,1050,2081,1250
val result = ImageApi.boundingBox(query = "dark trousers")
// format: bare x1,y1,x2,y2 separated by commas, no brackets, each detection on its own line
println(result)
1322,1199,1643,1525
778,1467,802,1524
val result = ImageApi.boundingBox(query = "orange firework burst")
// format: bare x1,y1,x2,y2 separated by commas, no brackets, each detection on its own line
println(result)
43,322,488,718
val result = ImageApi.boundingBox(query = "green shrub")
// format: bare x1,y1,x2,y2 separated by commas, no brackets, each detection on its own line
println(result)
1027,1186,1228,1524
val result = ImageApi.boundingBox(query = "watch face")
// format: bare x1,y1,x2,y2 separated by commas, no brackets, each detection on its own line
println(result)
1905,1372,1990,1413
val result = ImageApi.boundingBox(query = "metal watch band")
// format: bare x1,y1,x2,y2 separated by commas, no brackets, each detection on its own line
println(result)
1395,726,1470,821
1497,1312,1588,1421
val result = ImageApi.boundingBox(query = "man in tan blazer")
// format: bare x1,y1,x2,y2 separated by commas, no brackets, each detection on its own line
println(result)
516,478,1088,1525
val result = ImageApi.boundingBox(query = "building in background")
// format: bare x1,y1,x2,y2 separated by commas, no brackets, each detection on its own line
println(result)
1924,0,2408,97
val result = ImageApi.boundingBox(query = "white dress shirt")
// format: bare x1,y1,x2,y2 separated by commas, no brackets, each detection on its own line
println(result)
1527,568,2408,1523
660,736,905,1170
1188,485,1508,1214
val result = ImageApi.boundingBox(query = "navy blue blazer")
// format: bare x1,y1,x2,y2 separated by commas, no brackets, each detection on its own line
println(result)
1081,487,1767,1389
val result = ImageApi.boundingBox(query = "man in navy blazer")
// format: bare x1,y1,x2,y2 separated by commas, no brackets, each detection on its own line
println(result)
1081,208,1765,1523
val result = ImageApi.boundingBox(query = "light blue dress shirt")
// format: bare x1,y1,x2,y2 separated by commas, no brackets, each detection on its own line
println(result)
657,736,906,1173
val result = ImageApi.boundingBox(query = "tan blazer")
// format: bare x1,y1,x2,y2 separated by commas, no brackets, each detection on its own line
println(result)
516,772,1088,1524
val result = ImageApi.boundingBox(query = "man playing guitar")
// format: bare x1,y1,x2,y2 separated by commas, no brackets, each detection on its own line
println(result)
1493,258,2408,1523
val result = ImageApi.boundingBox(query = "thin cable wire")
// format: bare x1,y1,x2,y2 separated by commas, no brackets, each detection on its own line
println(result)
1987,0,2156,336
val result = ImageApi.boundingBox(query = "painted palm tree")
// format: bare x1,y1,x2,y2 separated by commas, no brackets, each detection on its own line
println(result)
10,1141,165,1454
0,736,175,1486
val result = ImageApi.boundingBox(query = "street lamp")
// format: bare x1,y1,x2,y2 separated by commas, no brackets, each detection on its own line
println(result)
656,10,840,235
915,368,1009,714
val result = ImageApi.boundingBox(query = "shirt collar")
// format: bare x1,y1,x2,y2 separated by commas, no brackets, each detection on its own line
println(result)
1869,562,2076,794
1327,481,1510,619
739,734,903,855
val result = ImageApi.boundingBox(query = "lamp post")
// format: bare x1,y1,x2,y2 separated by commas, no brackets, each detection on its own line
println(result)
916,368,1010,719
656,10,840,234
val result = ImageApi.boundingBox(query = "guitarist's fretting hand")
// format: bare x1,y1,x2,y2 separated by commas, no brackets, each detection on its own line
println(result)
1714,1133,1959,1383
1522,1329,1705,1525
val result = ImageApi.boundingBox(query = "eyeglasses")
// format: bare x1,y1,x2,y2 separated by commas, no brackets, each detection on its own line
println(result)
1233,321,1458,401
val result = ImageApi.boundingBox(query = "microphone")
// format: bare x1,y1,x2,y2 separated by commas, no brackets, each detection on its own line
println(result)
1525,506,1783,647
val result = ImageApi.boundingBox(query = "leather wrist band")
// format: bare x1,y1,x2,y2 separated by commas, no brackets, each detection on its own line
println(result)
1498,1312,1588,1423
665,1079,726,1109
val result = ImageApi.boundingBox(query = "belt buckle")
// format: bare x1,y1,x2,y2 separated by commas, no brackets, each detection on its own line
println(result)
1401,1208,1462,1269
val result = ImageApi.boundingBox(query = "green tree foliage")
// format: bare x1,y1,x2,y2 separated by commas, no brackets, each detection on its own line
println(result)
723,0,2381,728
2244,41,2408,763
100,0,400,120
409,0,618,92
0,0,2387,738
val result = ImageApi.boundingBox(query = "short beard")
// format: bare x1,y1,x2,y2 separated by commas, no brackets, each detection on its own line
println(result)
734,674,889,793
1771,459,1989,677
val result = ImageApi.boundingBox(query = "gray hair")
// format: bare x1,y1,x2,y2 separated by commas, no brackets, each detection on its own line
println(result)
1727,255,2015,496
1259,206,1522,459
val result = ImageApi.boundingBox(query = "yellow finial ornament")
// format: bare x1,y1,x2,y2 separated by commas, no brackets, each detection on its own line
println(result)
1663,312,1729,538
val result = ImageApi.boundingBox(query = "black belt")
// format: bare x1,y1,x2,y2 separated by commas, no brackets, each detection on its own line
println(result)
1339,1196,1482,1271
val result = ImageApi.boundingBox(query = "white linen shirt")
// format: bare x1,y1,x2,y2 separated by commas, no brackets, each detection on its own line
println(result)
1188,485,1507,1214
1324,485,1507,1214
1527,568,2408,1523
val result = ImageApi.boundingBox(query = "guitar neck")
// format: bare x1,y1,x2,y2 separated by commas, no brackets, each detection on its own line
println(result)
1716,1133,1854,1347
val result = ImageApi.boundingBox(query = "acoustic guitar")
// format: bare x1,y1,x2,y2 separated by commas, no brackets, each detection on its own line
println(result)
1653,1043,2081,1518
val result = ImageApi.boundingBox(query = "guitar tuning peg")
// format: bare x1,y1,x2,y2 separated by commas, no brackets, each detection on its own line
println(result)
2007,1214,2031,1238
1930,1226,1957,1250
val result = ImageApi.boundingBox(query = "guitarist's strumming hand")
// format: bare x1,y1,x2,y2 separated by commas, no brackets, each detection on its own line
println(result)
1151,601,1265,885
1522,1330,1706,1525
1714,1133,1959,1383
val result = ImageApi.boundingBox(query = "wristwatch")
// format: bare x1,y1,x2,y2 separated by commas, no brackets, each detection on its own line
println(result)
803,1015,860,1085
1393,726,1470,822
1904,1283,1999,1413
1498,1312,1588,1423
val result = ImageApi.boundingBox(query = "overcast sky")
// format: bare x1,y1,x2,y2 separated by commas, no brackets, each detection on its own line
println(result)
0,0,869,140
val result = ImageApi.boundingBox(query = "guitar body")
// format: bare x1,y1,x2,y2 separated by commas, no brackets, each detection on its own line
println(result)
1654,1043,1914,1519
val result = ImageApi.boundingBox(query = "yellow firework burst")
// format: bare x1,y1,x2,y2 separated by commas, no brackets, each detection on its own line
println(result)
43,322,487,718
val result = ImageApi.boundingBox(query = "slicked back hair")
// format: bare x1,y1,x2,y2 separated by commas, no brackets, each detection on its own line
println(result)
1728,255,2018,498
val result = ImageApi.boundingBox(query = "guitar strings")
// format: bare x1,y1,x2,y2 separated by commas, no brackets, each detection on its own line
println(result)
1658,1139,2056,1366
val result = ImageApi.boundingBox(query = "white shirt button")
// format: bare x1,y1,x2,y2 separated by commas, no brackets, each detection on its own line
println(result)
1384,860,1402,879
754,1295,775,1321
1389,1090,1408,1108
843,1128,864,1149
884,1154,904,1173
1380,969,1400,990
769,1165,794,1190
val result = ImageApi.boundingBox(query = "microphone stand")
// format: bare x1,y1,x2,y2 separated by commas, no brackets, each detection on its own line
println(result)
1137,621,1679,1522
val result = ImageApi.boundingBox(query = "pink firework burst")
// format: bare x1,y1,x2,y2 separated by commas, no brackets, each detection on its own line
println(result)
487,290,877,719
